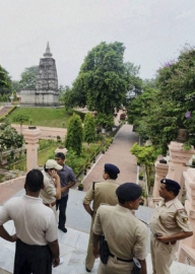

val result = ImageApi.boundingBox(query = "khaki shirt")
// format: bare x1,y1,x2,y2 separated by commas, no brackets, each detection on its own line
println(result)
93,204,148,260
40,170,56,204
150,198,192,235
83,179,119,212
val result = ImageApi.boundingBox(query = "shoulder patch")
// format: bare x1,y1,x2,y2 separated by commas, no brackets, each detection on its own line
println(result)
182,217,188,223
177,209,187,214
176,208,189,223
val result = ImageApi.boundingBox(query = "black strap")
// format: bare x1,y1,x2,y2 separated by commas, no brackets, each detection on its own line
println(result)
92,181,96,191
109,253,133,262
92,181,96,199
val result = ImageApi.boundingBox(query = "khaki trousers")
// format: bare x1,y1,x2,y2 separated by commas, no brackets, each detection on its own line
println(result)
98,256,134,274
151,235,176,274
85,215,96,270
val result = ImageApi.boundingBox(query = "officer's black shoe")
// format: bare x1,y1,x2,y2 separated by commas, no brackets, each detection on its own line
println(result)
85,267,91,272
58,226,67,233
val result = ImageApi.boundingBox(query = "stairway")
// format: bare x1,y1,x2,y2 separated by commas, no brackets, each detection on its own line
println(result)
0,189,194,274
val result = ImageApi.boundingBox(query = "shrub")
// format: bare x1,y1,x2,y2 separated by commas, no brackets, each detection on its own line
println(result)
65,113,83,156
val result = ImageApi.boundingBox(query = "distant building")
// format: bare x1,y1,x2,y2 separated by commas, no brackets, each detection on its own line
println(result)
20,42,59,106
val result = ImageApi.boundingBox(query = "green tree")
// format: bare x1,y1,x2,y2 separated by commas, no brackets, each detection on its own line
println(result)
59,85,75,109
83,113,96,144
0,122,24,163
127,86,157,126
13,114,29,133
66,42,141,122
130,143,160,195
11,80,22,93
149,46,195,151
20,66,38,89
13,90,18,101
78,41,127,114
0,65,11,95
95,113,114,131
123,61,143,106
128,46,195,154
65,113,83,156
2,94,8,102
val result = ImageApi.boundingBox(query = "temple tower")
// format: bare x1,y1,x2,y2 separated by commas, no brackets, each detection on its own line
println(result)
20,42,59,106
35,42,59,106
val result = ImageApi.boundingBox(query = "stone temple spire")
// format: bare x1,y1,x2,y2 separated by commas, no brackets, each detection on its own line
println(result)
43,42,52,58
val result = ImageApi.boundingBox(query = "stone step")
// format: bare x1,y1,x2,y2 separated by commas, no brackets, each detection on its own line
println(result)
0,189,194,273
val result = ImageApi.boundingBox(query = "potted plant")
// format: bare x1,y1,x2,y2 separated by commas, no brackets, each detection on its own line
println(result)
78,183,84,191
159,159,167,164
138,171,144,180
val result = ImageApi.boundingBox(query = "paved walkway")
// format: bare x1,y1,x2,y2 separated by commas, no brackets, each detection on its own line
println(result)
82,124,139,191
0,177,25,206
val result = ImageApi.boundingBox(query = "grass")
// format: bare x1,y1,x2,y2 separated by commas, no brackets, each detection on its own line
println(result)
10,142,102,174
7,107,73,128
10,144,59,171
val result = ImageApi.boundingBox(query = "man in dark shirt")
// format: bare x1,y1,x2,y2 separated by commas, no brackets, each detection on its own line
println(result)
55,152,76,233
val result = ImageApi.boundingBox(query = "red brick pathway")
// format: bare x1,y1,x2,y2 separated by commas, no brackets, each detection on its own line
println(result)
0,106,13,117
82,124,139,191
0,176,25,205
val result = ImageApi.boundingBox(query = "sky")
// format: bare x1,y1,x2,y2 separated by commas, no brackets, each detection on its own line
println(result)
0,0,195,87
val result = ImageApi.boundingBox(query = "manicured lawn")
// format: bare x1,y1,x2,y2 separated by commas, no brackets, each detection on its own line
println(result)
11,144,59,171
11,142,103,175
7,107,73,128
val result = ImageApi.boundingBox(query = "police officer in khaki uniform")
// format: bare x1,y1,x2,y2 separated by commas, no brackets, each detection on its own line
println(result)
150,178,193,274
93,182,148,274
83,163,120,272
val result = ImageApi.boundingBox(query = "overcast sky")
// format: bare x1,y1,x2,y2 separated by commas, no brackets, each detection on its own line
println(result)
0,0,195,86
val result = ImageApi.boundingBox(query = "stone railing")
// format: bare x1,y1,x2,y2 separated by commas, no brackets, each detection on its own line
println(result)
152,141,195,266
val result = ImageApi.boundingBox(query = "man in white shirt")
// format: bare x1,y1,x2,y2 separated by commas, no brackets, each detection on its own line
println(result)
0,169,60,274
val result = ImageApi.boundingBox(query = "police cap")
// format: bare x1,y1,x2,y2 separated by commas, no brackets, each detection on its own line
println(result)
104,163,120,175
161,178,181,190
116,182,142,201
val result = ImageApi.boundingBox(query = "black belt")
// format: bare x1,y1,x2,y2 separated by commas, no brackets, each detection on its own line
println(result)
109,253,133,262
44,201,56,207
165,241,176,245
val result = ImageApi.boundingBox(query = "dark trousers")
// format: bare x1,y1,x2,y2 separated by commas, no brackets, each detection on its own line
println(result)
56,195,68,228
14,239,52,274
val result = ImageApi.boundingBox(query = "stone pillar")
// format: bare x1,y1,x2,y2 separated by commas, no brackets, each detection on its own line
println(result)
167,141,194,200
23,127,41,171
177,168,195,266
152,160,169,206
55,147,68,156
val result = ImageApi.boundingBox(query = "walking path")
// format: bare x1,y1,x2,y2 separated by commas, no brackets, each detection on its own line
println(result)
82,124,139,191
